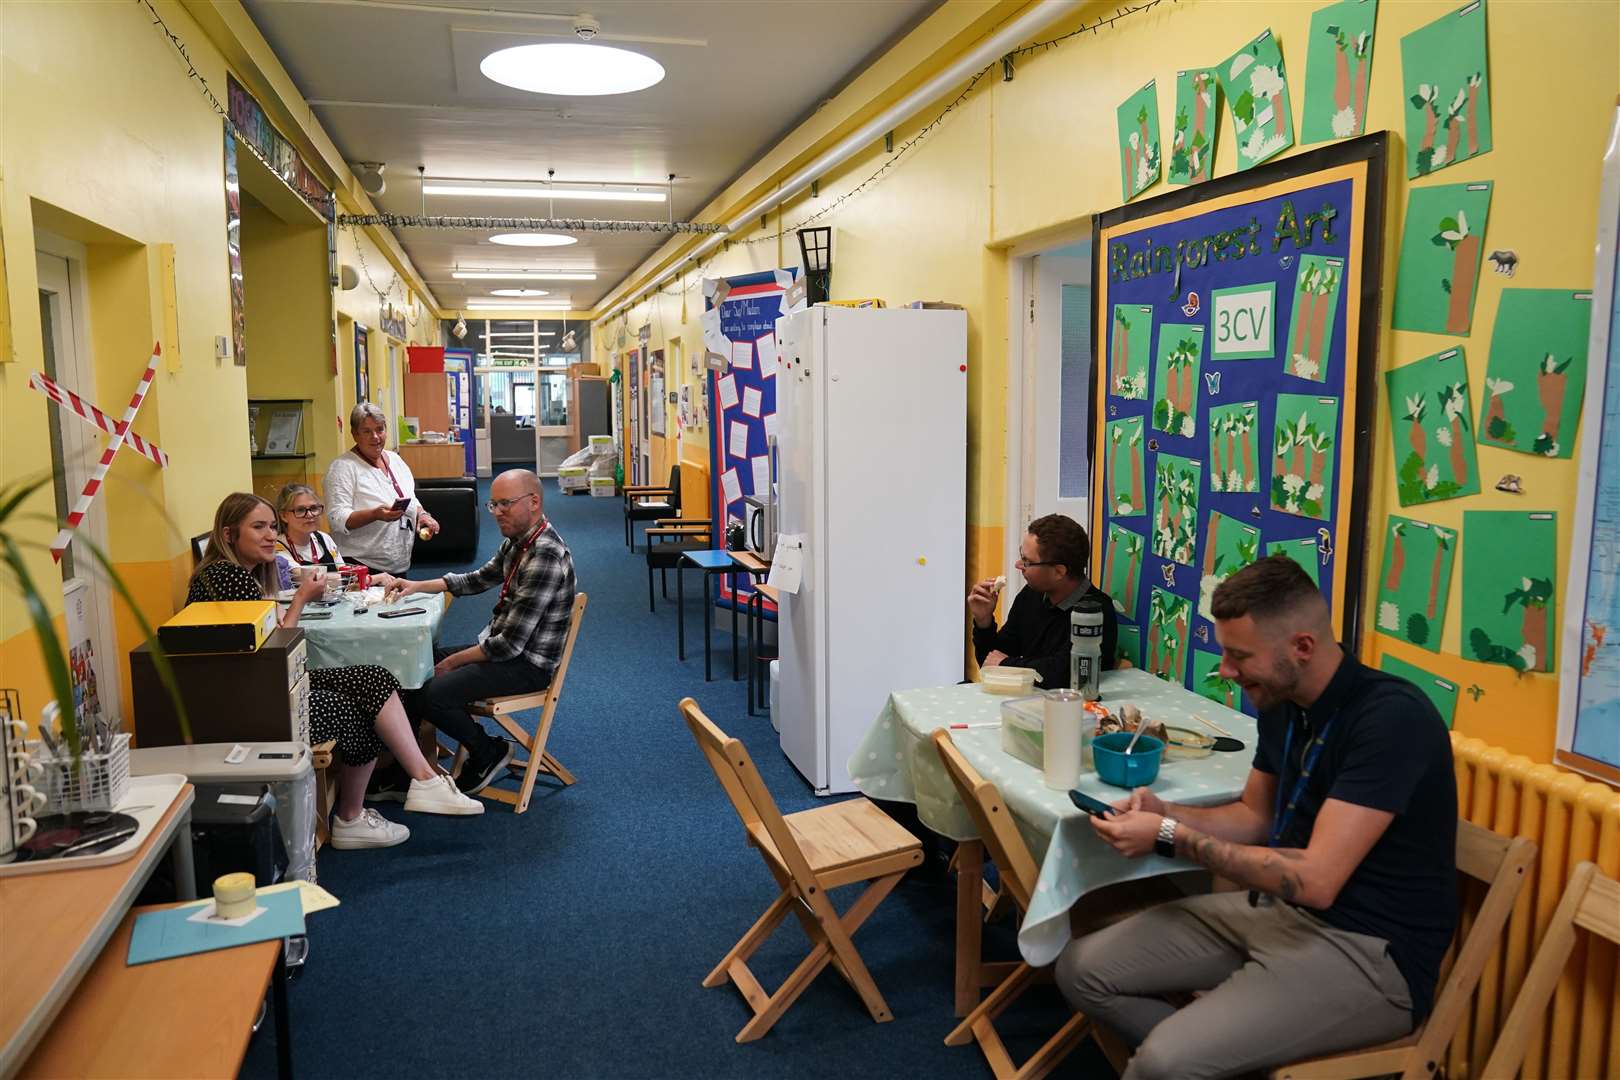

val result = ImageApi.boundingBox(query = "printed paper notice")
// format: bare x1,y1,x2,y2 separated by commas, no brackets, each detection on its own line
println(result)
758,333,778,377
767,535,804,594
731,340,754,370
764,413,779,441
729,420,749,460
742,386,763,418
717,374,739,411
720,468,742,506
701,308,728,355
751,456,771,500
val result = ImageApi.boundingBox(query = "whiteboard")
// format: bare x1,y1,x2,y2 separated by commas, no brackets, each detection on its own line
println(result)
1556,100,1620,785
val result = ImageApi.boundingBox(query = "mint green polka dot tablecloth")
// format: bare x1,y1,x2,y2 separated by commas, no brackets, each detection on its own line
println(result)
847,667,1257,967
295,592,445,689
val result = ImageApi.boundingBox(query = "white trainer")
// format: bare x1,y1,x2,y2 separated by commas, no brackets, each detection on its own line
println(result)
404,772,486,816
330,807,410,849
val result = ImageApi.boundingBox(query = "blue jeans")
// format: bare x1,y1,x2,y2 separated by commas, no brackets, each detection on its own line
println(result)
401,644,551,758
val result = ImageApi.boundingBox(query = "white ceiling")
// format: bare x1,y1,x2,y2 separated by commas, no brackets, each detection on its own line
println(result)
241,0,941,310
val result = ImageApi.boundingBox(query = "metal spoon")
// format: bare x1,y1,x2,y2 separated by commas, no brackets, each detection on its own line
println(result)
1124,721,1148,755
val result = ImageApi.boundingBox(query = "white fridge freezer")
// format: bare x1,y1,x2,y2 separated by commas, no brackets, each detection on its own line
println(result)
774,306,968,794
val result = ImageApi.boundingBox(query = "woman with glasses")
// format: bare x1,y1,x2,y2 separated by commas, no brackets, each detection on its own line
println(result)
273,483,353,591
190,492,484,846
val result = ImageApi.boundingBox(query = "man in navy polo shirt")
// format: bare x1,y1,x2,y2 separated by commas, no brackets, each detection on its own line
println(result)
1056,555,1457,1080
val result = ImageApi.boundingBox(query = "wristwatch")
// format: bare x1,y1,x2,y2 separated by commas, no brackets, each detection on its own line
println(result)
1155,816,1179,858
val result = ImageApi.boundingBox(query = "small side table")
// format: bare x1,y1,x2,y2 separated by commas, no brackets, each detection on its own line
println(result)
747,582,780,717
677,550,743,681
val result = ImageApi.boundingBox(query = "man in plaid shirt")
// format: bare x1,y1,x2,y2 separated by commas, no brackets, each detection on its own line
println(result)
389,470,577,794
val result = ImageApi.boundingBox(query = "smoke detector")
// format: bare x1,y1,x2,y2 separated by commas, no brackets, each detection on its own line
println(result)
572,14,601,41
452,317,468,340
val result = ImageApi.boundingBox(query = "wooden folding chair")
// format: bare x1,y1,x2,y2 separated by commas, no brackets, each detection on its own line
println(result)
931,728,1098,1079
1272,821,1537,1080
450,592,587,814
680,697,923,1043
1480,861,1618,1079
311,739,337,848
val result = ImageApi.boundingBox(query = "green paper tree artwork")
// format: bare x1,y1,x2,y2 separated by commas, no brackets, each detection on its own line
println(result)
1152,453,1202,566
1285,255,1345,381
1117,80,1163,202
1109,304,1153,400
1385,348,1481,506
1103,523,1146,616
1477,289,1593,459
1462,510,1557,674
1220,29,1295,171
1375,515,1456,652
1170,68,1221,185
1193,648,1242,710
1399,1,1492,178
1302,0,1378,144
1199,511,1261,621
1209,401,1260,493
1147,587,1193,685
1267,537,1323,587
1392,182,1493,335
1107,417,1148,516
1117,625,1143,669
1379,654,1459,728
1269,394,1339,519
1151,324,1206,438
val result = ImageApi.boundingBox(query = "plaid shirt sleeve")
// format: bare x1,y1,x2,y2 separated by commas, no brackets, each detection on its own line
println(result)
444,547,507,596
457,529,576,674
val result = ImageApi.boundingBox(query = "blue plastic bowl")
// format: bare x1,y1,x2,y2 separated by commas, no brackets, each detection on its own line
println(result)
1092,731,1164,789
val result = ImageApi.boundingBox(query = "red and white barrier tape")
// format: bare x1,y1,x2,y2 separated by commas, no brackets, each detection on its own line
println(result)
27,370,170,469
50,346,162,561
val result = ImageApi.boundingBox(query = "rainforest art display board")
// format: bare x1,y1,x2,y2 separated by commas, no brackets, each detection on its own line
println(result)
1092,136,1387,714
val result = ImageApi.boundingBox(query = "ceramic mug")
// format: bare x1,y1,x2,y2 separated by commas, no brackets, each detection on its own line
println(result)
1,716,45,861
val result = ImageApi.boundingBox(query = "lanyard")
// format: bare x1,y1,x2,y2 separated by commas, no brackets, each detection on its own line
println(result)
1269,711,1337,848
369,450,405,499
497,520,546,607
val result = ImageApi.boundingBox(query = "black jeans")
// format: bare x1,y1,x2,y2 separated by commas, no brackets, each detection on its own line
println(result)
402,644,551,758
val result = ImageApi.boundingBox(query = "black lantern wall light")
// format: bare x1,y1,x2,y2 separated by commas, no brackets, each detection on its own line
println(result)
796,227,832,305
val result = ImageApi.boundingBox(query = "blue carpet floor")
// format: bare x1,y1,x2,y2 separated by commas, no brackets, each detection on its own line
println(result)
242,473,1111,1079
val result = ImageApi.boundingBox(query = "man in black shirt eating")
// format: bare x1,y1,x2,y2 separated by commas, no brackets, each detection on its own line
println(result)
1055,555,1458,1080
969,514,1118,688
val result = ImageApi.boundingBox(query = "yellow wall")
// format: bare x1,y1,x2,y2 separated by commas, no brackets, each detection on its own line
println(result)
595,0,1618,763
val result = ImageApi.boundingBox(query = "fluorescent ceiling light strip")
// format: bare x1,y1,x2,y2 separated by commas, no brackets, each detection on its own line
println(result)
453,271,598,281
467,301,573,310
482,331,557,337
425,184,664,203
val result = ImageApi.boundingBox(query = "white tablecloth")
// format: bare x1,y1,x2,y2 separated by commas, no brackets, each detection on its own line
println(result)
295,592,445,689
848,667,1258,965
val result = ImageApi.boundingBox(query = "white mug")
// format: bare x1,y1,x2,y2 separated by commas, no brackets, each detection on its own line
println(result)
0,717,44,861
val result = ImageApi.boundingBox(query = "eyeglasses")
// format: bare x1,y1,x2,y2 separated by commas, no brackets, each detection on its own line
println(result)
1015,555,1059,568
487,493,539,513
289,505,324,517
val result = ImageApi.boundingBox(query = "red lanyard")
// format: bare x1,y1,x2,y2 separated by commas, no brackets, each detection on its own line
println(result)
289,534,324,565
369,450,405,499
498,520,547,604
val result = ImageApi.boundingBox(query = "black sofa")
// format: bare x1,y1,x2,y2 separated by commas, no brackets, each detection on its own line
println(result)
413,476,479,564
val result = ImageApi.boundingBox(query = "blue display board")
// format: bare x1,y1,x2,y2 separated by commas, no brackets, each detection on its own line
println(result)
705,268,801,611
1091,136,1388,715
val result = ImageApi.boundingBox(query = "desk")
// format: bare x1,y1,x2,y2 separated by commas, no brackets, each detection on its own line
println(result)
296,591,445,688
0,782,196,1074
675,550,743,681
849,669,1255,1014
396,441,466,479
20,902,288,1079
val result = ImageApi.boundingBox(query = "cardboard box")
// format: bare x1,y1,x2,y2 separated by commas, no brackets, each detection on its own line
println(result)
588,476,617,498
558,466,589,491
568,363,602,378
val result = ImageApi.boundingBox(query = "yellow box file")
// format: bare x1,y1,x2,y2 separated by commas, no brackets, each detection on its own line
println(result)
158,600,278,654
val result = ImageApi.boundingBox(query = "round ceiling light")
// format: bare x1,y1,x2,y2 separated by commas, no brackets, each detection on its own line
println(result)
488,232,577,247
490,288,550,297
480,43,665,97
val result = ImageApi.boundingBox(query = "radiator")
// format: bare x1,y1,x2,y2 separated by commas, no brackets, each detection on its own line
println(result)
1450,734,1620,1080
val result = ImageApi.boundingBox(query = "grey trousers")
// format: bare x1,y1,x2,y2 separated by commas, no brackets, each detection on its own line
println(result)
1056,891,1414,1080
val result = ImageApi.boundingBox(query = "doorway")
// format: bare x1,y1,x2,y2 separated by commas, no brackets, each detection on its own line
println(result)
1005,236,1095,589
35,241,122,730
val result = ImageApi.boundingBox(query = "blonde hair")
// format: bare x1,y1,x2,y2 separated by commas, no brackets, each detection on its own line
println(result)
194,492,279,598
275,483,321,533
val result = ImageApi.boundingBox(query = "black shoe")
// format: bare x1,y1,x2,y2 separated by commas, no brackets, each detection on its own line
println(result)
365,762,411,803
456,739,514,795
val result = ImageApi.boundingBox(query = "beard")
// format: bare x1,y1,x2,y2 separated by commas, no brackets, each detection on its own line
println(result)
1246,653,1303,710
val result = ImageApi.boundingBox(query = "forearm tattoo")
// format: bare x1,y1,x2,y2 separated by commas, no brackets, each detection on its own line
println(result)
1175,825,1308,903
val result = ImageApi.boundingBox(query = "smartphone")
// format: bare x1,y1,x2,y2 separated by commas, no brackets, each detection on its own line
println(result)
257,751,293,759
1069,789,1121,818
391,497,412,512
300,611,333,621
377,607,426,619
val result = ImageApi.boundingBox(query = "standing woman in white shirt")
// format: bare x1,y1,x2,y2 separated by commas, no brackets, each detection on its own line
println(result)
324,402,440,575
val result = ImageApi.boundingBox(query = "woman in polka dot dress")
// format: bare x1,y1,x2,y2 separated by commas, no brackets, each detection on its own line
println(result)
188,493,483,848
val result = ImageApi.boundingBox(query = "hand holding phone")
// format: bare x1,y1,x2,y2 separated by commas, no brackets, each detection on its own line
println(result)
1069,789,1122,818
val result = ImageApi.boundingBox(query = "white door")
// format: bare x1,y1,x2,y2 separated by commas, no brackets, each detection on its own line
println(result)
35,244,123,731
1027,248,1093,527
